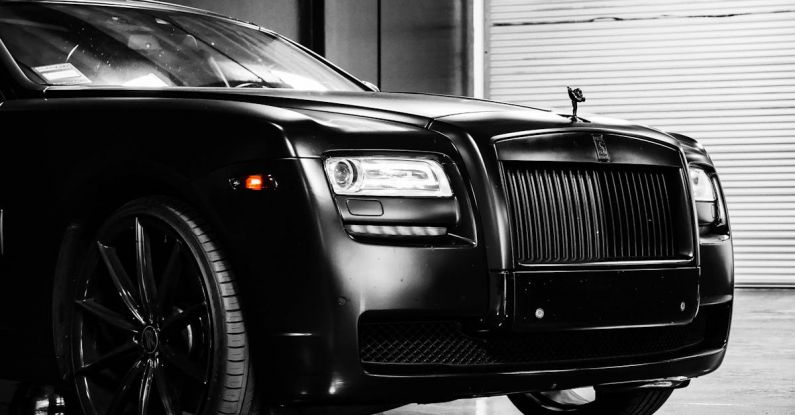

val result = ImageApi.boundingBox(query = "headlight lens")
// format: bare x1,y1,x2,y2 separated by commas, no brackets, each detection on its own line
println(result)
332,159,357,190
690,167,716,202
324,157,453,197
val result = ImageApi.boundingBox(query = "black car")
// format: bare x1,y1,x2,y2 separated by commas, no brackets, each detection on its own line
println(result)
0,1,733,415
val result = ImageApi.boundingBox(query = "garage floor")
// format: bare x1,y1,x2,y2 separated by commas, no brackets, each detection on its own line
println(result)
384,289,795,415
1,290,792,415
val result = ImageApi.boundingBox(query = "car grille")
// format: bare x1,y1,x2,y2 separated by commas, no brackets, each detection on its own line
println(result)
502,163,683,264
359,317,706,370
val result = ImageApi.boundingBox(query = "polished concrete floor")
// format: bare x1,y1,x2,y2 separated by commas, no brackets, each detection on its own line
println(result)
0,290,792,415
383,289,795,415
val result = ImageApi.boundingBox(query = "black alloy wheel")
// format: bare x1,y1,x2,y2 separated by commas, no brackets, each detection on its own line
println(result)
58,198,256,415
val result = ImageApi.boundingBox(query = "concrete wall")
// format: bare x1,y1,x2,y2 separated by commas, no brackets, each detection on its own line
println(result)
324,0,379,84
324,0,470,95
380,0,469,95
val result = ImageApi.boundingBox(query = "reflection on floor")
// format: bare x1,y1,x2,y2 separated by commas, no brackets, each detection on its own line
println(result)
384,396,521,415
383,289,795,415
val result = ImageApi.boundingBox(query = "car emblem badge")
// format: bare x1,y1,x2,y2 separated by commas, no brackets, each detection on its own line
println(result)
593,134,610,162
141,326,160,354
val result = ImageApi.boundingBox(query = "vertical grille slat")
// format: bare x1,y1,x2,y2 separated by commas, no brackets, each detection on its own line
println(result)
504,163,682,264
566,170,579,261
616,172,630,258
605,171,619,258
561,171,575,261
537,171,552,261
622,172,637,258
640,173,654,258
547,171,560,261
526,173,541,261
659,174,676,257
643,176,663,256
585,170,603,260
578,170,594,261
630,172,643,258
650,174,665,257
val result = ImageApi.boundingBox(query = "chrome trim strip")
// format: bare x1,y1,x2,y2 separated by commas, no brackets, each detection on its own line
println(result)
517,259,694,270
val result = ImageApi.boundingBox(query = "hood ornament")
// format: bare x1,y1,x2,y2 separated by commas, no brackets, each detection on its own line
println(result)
567,86,586,122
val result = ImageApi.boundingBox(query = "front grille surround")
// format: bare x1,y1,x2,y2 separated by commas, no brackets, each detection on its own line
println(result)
502,162,688,265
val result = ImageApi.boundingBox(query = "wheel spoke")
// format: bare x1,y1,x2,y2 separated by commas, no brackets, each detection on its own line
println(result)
97,242,145,325
154,358,179,415
157,241,183,311
162,303,206,333
107,359,145,415
161,345,206,384
77,341,138,375
138,359,155,415
75,299,138,333
135,218,158,321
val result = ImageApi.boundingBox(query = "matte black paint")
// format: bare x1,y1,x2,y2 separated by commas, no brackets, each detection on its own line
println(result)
0,1,733,413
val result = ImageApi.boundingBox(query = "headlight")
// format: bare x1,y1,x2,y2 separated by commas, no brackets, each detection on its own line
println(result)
324,156,453,197
689,167,716,202
690,166,729,230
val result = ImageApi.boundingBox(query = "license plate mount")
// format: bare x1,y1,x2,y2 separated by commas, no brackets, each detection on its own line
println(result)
513,268,699,331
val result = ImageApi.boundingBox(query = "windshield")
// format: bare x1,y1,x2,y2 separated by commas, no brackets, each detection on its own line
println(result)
0,2,364,91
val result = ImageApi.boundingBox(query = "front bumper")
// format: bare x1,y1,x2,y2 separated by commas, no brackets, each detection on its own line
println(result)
262,302,730,406
323,345,727,405
198,156,734,408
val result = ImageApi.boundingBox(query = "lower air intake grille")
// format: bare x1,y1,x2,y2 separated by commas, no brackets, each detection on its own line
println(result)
503,163,683,264
359,318,706,368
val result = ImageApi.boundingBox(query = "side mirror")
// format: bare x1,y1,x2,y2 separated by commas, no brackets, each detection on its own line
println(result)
362,81,380,92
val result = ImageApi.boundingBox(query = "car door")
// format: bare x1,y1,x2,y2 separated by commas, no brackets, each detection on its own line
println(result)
0,79,60,379
0,89,9,334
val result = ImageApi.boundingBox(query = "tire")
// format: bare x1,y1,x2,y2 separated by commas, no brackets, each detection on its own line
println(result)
54,197,256,415
508,388,674,415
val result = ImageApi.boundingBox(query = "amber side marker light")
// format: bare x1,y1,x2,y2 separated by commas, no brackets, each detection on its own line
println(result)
246,175,264,191
230,174,278,191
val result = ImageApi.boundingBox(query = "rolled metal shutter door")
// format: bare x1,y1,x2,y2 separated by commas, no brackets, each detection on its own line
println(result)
487,0,795,286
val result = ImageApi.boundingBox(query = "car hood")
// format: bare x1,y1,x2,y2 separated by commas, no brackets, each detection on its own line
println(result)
43,87,682,151
43,87,531,124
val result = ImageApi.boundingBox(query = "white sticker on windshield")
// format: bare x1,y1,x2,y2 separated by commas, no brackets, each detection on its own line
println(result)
32,63,92,85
